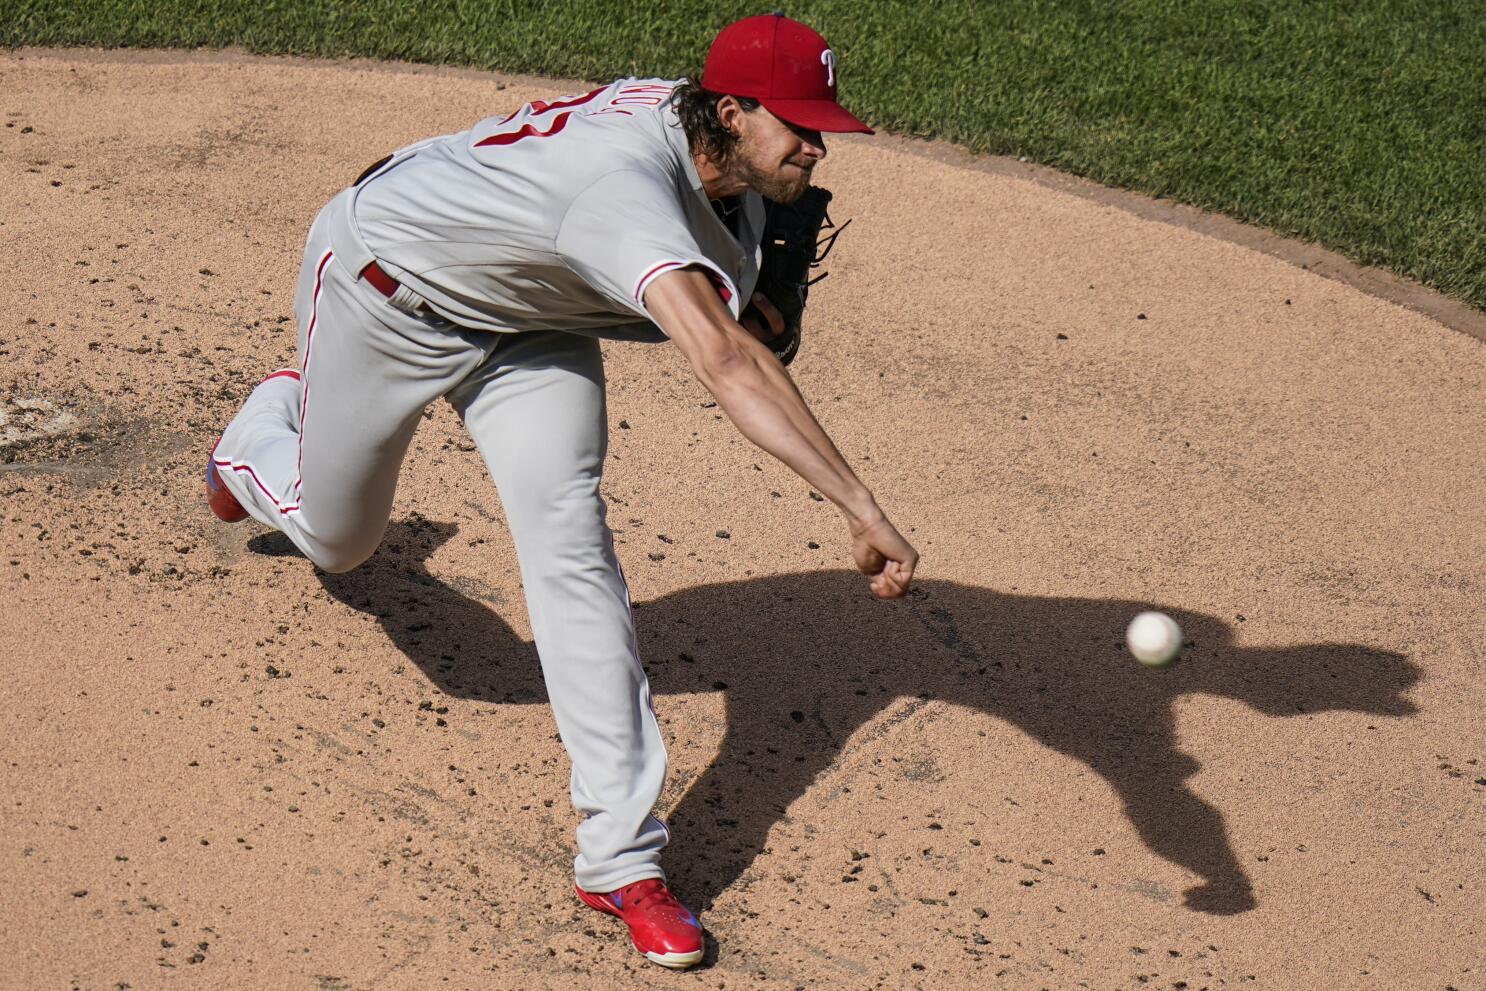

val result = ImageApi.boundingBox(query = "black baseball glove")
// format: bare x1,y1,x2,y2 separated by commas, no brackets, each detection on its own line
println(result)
741,186,850,366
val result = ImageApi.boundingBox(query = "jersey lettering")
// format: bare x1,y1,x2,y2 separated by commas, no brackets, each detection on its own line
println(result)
476,82,676,148
475,112,577,147
610,83,673,107
528,85,608,116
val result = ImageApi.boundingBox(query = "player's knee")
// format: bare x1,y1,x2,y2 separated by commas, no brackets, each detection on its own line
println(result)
315,554,368,575
309,537,380,574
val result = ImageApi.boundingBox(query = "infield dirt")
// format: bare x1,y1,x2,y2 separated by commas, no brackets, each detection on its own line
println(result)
3,50,1483,990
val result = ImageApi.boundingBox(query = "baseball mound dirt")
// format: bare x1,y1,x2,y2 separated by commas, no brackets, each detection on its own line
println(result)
3,50,1484,990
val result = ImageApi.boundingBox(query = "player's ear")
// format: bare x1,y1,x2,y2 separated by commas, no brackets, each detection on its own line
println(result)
716,95,745,137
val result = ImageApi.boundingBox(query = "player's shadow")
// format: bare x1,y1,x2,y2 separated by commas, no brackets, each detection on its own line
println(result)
250,519,1419,917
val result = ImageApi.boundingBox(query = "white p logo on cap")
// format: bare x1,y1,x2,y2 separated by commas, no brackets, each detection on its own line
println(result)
821,49,836,87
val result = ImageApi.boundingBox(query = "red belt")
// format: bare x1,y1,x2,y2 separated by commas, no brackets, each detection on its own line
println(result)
359,260,429,313
359,260,402,298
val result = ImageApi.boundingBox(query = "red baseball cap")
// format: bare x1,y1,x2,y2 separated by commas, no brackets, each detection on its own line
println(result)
701,13,873,134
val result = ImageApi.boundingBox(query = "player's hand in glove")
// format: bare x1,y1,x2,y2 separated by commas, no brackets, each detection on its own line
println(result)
740,292,786,343
739,186,848,366
850,514,918,599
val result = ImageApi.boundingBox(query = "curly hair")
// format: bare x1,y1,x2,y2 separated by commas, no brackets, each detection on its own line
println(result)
671,77,760,164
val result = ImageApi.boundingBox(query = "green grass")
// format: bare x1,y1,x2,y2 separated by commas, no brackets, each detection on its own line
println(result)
6,0,1486,310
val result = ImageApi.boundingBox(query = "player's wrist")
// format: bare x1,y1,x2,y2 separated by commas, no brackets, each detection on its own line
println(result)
842,494,884,532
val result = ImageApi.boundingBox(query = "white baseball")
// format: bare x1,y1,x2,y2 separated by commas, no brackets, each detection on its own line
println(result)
1126,611,1183,668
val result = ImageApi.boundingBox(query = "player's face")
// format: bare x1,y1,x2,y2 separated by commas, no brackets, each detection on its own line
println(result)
732,106,827,203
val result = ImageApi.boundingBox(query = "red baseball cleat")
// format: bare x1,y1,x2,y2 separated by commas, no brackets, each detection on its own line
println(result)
206,456,249,523
576,878,704,969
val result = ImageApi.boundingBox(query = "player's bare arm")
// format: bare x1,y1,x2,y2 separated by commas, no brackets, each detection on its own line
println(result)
645,267,918,598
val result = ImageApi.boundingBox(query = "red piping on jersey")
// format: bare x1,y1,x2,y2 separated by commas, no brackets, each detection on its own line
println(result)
634,260,685,300
285,248,334,511
214,256,329,518
634,261,736,307
209,369,303,515
214,456,290,514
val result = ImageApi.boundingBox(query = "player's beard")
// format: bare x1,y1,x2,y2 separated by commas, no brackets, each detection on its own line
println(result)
734,154,813,204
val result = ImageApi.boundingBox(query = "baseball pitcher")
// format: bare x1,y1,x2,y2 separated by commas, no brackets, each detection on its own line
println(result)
206,14,917,968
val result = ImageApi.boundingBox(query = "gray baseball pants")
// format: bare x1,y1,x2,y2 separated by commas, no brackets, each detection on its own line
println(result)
211,202,670,893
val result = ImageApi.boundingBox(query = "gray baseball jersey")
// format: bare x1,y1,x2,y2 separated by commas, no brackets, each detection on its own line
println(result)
333,77,765,340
